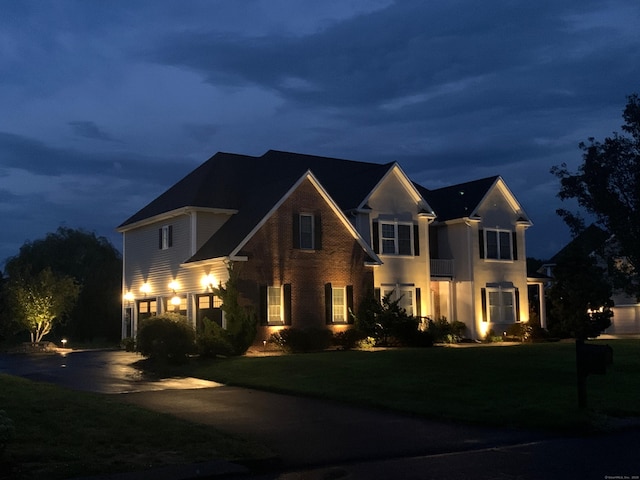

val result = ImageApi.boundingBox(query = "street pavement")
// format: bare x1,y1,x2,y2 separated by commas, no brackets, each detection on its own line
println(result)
1,349,638,479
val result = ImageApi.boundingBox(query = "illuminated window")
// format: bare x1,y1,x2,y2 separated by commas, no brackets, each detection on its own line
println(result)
196,293,223,330
379,222,414,255
332,287,346,323
168,295,187,314
268,286,283,324
137,299,157,320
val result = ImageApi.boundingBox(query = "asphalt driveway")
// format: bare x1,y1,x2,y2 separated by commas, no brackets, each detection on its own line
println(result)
1,349,639,479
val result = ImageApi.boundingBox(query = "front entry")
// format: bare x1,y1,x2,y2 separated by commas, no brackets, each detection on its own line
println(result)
196,294,223,332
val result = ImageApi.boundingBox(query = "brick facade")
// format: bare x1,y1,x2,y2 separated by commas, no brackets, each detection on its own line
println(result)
235,177,374,343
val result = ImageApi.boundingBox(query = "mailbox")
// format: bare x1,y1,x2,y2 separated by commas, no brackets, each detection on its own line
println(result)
579,343,613,375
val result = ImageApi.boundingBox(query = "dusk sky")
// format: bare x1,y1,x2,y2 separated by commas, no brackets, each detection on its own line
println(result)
2,0,639,266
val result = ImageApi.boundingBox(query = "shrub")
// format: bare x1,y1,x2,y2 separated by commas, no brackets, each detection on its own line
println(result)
196,318,235,358
136,314,195,363
506,322,534,342
0,410,15,457
332,329,365,350
120,337,135,352
270,328,333,353
355,290,422,346
356,336,377,349
427,317,467,343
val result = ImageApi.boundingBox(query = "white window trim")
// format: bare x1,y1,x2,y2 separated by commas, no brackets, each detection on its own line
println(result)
484,228,513,261
332,286,347,323
381,284,415,316
161,225,171,250
267,286,283,325
486,286,516,323
379,221,414,256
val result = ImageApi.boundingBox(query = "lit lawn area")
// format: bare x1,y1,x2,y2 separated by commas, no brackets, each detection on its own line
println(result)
187,339,640,433
0,374,272,480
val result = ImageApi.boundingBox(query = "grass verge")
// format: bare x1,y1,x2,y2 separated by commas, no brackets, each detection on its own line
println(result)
152,339,640,433
0,374,272,479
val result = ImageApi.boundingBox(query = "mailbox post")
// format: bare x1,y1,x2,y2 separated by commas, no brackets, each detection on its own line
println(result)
575,338,613,408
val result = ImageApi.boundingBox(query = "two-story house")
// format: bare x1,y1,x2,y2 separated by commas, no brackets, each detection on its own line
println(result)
117,151,435,344
416,177,536,339
118,150,536,343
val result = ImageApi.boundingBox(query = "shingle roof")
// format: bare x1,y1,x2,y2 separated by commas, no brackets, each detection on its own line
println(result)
414,176,500,222
548,224,609,264
118,150,395,262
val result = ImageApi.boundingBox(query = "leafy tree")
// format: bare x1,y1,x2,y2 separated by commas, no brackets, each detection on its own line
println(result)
3,227,122,341
551,93,640,299
8,268,80,343
211,262,257,355
546,243,613,339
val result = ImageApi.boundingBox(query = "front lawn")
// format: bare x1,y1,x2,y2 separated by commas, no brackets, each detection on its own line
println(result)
182,339,640,432
0,374,272,479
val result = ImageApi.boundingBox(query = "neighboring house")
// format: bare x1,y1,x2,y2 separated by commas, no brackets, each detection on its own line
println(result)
542,225,640,335
118,150,535,343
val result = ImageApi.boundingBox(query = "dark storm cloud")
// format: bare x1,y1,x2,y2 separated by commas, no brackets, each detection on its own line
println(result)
1,0,639,263
68,121,116,142
149,0,634,112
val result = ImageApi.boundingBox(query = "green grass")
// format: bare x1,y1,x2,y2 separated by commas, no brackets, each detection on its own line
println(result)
179,339,640,432
0,374,272,479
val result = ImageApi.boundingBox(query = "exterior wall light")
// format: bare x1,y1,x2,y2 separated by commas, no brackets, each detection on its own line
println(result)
169,280,180,291
201,274,216,290
124,292,134,302
140,283,151,294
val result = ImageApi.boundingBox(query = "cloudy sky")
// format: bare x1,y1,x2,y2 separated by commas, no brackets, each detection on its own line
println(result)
1,0,638,265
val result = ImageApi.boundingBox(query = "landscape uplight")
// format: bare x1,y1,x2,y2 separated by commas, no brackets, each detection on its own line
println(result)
61,338,68,349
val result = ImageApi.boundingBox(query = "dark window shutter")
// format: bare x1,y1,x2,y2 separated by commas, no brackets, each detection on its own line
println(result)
168,225,173,247
259,285,267,326
398,224,411,255
158,228,163,249
292,213,300,249
372,221,379,254
325,283,332,324
479,229,485,259
481,288,487,322
346,285,354,324
514,287,520,322
415,287,421,317
374,287,381,302
283,284,292,325
413,224,420,256
314,213,322,250
512,232,518,260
